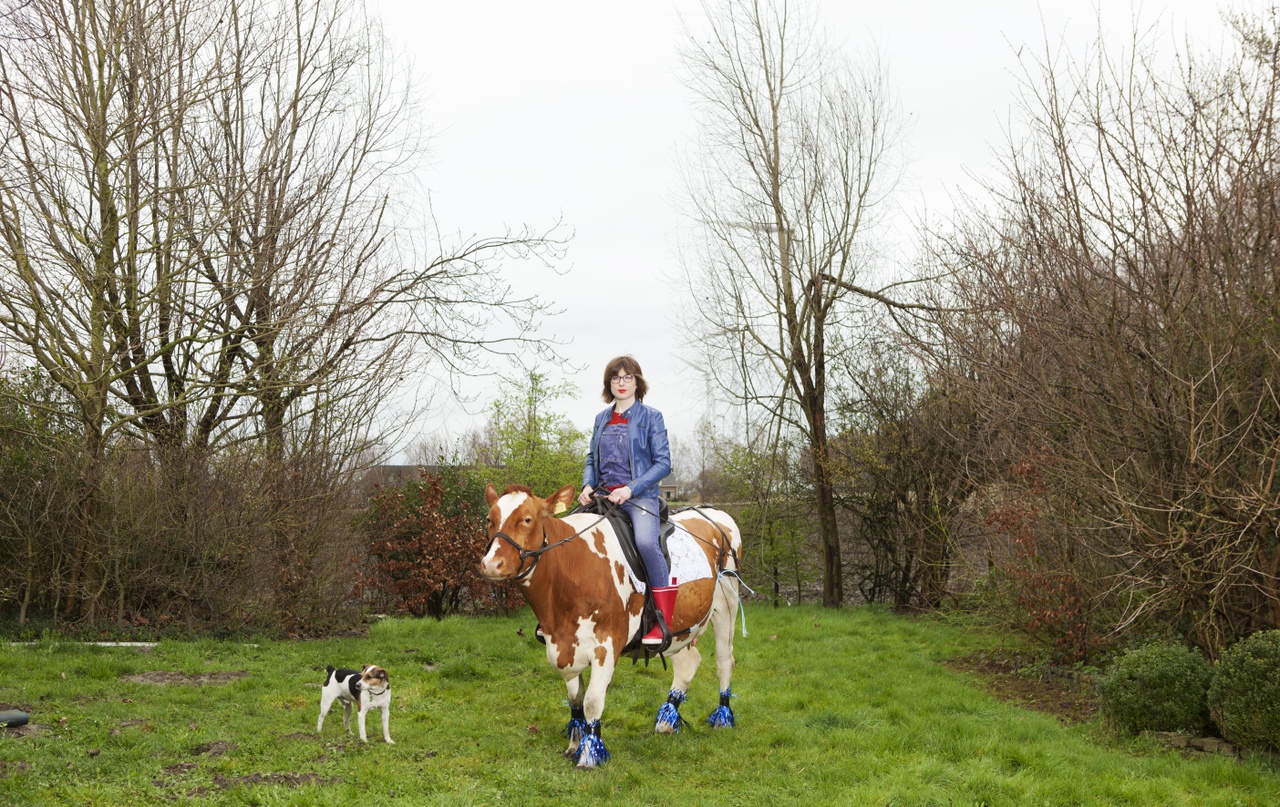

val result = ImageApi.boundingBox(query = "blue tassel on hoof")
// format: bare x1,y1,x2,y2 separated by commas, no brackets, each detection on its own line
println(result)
706,688,735,728
563,703,587,757
654,689,688,733
564,704,587,740
575,720,610,767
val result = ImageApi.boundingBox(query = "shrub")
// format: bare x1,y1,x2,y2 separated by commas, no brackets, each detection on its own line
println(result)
355,468,520,620
1096,643,1212,735
1209,630,1280,752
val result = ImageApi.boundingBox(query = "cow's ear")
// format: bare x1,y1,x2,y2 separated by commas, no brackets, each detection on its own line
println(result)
548,484,576,515
485,483,498,506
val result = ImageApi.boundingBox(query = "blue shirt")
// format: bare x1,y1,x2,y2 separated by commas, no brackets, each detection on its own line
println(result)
599,421,630,489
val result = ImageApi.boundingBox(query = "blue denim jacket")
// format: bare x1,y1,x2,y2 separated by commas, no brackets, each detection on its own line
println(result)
582,401,671,500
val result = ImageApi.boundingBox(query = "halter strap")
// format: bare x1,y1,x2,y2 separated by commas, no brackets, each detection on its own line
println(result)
489,509,612,581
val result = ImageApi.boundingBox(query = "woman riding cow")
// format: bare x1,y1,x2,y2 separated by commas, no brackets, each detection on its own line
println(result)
579,355,675,646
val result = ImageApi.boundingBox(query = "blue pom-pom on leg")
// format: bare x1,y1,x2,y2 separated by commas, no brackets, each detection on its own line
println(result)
563,703,587,758
654,689,688,733
575,720,611,768
706,688,735,728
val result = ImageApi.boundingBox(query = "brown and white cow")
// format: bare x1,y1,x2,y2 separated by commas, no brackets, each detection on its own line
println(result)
480,482,743,769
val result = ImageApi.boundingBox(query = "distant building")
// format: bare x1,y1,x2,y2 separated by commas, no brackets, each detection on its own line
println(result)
361,465,440,495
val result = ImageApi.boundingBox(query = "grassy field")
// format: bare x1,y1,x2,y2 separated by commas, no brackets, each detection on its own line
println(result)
0,605,1276,806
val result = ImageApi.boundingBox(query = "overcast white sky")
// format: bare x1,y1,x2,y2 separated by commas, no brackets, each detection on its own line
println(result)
370,0,1258,460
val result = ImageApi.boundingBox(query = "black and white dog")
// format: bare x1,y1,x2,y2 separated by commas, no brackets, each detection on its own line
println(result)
316,664,394,744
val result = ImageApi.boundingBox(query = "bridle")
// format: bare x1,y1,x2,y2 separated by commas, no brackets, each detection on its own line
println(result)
488,506,610,582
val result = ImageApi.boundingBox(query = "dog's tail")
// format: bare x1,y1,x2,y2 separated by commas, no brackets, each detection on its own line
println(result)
324,665,336,684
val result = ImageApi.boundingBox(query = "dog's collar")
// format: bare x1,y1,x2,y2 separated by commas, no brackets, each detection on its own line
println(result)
366,686,388,697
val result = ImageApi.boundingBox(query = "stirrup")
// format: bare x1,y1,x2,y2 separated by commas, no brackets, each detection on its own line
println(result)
642,625,666,646
535,624,546,645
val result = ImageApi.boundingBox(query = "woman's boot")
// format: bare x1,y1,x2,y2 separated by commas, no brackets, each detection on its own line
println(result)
642,581,679,646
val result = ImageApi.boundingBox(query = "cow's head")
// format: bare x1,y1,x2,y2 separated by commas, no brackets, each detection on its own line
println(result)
480,483,577,581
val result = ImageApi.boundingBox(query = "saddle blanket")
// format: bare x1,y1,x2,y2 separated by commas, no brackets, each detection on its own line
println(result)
631,522,712,594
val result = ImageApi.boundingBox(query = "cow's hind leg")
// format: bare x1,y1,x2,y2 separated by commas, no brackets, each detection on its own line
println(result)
654,642,701,734
562,674,586,758
706,580,738,728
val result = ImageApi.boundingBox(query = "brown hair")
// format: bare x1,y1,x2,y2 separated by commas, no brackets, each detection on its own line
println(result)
600,355,648,403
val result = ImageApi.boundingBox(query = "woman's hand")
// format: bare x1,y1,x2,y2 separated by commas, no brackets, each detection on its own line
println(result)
578,485,595,506
607,485,632,505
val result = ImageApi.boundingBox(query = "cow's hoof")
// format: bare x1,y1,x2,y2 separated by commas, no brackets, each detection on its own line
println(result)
562,744,580,759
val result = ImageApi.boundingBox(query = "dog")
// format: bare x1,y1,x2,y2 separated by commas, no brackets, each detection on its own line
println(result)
316,664,394,744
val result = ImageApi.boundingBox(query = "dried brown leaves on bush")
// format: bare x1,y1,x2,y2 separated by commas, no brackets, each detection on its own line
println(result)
356,472,519,620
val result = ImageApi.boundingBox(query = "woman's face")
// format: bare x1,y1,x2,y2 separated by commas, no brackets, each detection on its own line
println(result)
610,371,637,408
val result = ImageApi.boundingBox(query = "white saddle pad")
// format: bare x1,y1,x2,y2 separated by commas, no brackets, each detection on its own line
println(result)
631,523,711,594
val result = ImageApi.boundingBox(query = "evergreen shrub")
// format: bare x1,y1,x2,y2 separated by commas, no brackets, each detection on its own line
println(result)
1208,630,1280,751
1096,643,1212,734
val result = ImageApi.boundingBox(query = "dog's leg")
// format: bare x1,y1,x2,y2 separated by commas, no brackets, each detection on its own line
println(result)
357,703,369,743
342,700,353,734
317,691,335,733
381,704,394,744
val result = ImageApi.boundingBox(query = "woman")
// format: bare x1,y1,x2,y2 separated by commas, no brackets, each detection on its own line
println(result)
579,355,675,646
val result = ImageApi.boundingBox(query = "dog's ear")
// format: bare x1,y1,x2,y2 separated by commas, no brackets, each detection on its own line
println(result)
361,664,371,673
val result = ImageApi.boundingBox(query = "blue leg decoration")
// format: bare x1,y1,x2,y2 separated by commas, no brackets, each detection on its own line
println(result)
706,688,735,728
654,689,688,733
563,704,586,757
574,720,611,767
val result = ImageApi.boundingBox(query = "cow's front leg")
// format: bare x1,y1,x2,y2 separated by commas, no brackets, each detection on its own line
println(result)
562,674,586,758
575,656,616,769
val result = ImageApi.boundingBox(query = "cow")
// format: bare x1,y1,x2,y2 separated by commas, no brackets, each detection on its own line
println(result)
480,482,744,769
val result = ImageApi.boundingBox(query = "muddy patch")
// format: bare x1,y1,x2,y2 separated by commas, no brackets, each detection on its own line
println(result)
123,671,248,686
943,652,1098,725
207,773,337,791
191,741,235,757
1,723,48,739
0,760,32,777
162,761,199,775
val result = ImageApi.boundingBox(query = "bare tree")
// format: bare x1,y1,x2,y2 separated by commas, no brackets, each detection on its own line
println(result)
0,0,563,622
922,12,1280,655
679,0,903,606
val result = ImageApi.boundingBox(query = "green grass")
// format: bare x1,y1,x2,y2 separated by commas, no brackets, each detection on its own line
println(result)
0,606,1275,805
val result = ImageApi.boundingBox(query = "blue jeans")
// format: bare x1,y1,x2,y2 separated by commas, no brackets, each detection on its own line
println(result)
623,496,669,588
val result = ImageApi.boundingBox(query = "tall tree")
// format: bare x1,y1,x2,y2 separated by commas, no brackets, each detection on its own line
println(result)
680,0,903,605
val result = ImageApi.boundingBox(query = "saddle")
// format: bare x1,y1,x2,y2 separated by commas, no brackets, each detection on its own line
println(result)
581,497,680,658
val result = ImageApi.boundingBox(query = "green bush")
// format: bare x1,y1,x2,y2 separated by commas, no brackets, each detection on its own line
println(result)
1209,630,1280,751
1097,643,1212,735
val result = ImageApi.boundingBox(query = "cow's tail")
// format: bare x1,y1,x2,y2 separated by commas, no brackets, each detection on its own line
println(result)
716,567,753,637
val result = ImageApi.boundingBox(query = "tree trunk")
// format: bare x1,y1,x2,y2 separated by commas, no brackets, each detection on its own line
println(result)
811,428,843,607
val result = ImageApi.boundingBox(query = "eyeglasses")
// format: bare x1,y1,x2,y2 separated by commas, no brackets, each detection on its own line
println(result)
610,374,635,385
